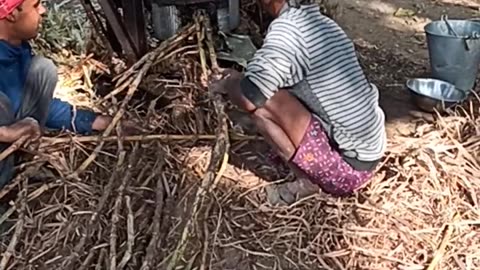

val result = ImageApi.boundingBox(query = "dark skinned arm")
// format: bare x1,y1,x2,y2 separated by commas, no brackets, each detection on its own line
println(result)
219,75,302,160
0,118,41,144
221,73,257,113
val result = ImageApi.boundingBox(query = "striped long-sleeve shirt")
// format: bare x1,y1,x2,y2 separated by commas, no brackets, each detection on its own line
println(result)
244,4,386,162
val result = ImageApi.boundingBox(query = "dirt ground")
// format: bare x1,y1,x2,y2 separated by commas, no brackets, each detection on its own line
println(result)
334,0,479,136
337,0,478,61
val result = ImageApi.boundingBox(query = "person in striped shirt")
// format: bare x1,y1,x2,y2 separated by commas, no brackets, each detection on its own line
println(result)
211,0,386,201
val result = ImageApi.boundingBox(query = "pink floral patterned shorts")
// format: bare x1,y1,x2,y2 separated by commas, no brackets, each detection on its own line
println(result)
291,117,373,196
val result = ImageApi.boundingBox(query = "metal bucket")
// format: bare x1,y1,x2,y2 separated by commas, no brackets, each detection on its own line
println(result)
424,17,480,94
151,4,180,40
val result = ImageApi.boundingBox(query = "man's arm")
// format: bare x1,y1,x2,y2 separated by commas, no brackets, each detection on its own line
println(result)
46,98,112,134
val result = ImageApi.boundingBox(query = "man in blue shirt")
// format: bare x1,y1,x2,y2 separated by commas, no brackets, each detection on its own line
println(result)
0,0,126,186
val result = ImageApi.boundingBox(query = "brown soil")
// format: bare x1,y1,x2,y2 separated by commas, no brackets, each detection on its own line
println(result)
336,0,479,137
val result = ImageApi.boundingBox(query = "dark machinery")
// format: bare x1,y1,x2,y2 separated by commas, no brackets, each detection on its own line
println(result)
81,0,240,65
150,0,239,40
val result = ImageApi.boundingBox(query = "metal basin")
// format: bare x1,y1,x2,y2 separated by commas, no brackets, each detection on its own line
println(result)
406,78,466,113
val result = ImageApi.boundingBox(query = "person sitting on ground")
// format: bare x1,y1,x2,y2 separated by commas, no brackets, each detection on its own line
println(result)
0,0,128,187
211,0,386,202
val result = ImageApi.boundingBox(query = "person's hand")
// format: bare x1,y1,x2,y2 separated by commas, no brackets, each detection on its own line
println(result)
209,68,243,94
92,115,144,136
7,117,41,143
0,117,42,144
220,68,242,80
92,115,112,131
118,120,143,136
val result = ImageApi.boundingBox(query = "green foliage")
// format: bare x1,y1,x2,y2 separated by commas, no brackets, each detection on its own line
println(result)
33,0,90,55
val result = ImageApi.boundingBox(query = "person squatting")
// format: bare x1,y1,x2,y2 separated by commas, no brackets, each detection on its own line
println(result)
0,0,133,186
210,0,386,200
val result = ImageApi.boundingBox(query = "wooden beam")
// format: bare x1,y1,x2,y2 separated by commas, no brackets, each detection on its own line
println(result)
97,0,138,63
121,0,147,56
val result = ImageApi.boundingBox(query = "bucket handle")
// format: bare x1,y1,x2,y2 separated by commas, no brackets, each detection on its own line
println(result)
465,32,480,51
440,15,480,51
441,15,460,37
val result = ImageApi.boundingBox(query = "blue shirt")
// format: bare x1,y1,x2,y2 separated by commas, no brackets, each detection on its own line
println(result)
0,40,96,134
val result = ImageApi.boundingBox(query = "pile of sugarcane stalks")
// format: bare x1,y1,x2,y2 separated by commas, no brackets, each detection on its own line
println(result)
0,13,239,270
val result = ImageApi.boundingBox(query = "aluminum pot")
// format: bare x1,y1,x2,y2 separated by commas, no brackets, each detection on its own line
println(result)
406,78,467,113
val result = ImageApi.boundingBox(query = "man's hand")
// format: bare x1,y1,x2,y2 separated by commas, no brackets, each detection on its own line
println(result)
0,117,41,144
92,115,112,132
118,120,143,136
92,115,143,136
208,68,258,113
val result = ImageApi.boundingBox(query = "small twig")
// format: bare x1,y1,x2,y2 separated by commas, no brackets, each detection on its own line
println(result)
0,178,58,227
204,16,219,72
95,150,126,221
78,238,107,270
140,159,166,270
199,68,231,269
155,174,177,265
96,248,107,270
0,135,29,162
117,196,134,269
195,13,208,80
40,133,261,147
0,162,44,201
98,76,135,104
199,152,229,270
78,248,96,270
427,213,461,270
110,148,137,270
200,210,210,270
0,176,28,270
153,45,198,66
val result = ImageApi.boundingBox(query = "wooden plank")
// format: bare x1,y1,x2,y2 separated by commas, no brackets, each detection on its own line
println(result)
121,0,147,56
98,0,138,63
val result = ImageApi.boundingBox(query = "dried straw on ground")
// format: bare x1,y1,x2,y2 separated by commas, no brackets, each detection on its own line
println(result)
0,4,480,270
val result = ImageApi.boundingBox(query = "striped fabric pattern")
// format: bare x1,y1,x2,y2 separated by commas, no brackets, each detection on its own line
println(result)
245,4,386,162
